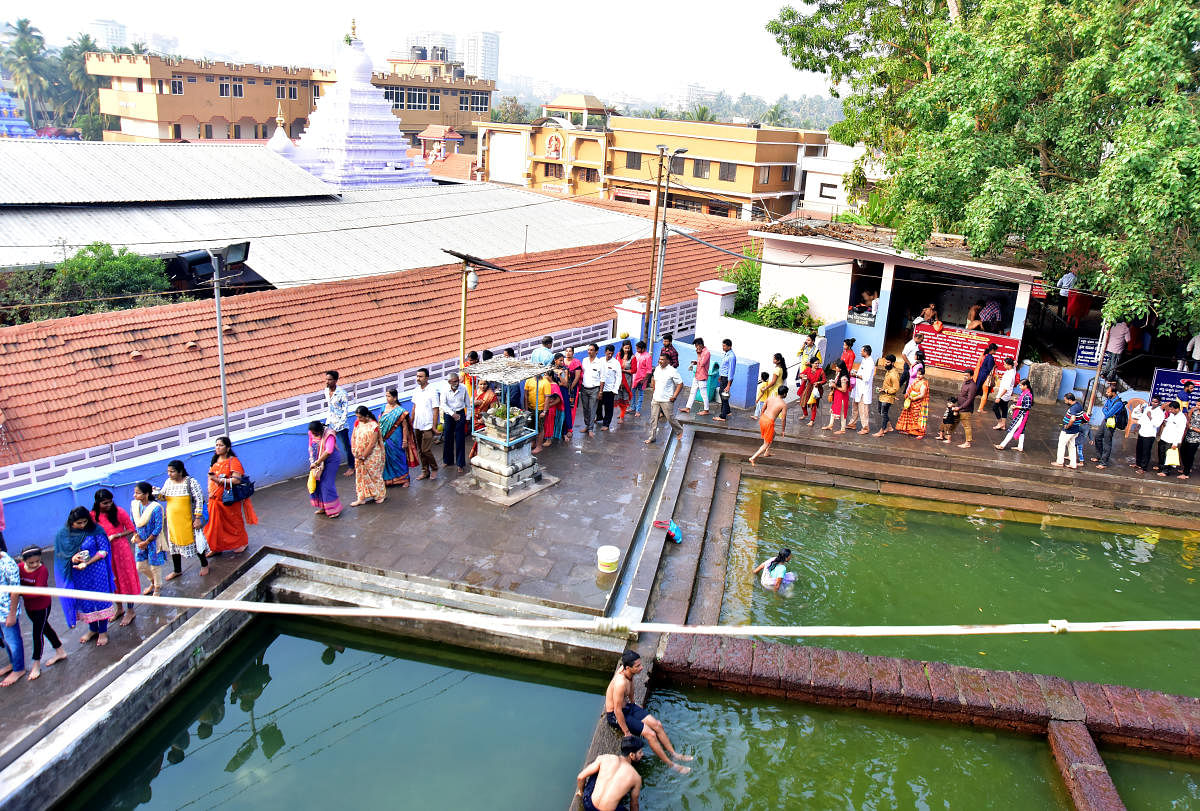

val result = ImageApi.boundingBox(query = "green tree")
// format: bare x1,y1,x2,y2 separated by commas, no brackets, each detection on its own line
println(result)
719,243,763,313
0,243,172,324
762,102,790,126
882,0,1200,332
490,95,531,123
767,0,959,156
2,18,50,125
59,33,103,121
686,104,717,122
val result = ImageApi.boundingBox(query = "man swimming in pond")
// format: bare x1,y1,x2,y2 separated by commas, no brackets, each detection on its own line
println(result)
575,736,644,811
605,650,693,773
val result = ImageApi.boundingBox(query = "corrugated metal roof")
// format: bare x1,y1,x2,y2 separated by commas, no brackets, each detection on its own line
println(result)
0,183,669,286
0,141,335,205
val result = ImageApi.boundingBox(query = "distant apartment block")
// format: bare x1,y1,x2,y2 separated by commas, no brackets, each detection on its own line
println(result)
86,51,495,149
404,31,458,62
88,19,128,51
460,32,499,82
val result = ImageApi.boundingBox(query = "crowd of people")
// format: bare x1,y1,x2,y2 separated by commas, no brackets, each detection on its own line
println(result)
0,443,257,684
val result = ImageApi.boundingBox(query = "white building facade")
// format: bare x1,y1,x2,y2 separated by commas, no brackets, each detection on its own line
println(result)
460,31,499,81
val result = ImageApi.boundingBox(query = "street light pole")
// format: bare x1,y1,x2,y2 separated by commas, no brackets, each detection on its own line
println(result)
459,260,470,371
648,147,687,350
643,145,667,340
206,248,231,437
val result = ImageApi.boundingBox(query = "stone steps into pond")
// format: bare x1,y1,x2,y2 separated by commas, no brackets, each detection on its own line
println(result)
694,425,1200,526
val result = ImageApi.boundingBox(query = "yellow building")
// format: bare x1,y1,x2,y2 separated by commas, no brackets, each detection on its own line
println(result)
475,98,829,219
477,95,610,198
87,51,495,148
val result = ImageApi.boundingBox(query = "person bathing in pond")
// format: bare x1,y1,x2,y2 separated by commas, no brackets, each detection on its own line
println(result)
753,548,793,592
749,385,788,465
575,736,644,811
605,650,692,774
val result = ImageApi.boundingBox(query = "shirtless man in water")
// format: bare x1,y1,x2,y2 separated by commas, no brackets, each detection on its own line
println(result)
605,650,692,774
749,385,788,465
575,736,644,811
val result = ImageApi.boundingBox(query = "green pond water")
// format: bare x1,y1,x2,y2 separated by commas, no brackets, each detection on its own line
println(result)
639,687,1069,810
1103,748,1200,810
64,620,607,810
722,480,1200,696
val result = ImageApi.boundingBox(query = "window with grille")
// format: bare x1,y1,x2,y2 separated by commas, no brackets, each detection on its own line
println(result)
219,77,230,97
171,75,184,95
288,85,297,100
692,159,710,179
669,155,684,175
544,163,564,178
429,93,439,110
232,79,244,98
470,92,489,112
625,151,641,170
782,165,794,182
758,165,770,183
460,94,470,111
407,88,428,110
718,162,737,181
383,86,402,109
276,85,286,100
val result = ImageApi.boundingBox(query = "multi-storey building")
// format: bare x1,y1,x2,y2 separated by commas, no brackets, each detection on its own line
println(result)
88,19,128,51
87,52,496,149
476,98,829,219
460,32,499,82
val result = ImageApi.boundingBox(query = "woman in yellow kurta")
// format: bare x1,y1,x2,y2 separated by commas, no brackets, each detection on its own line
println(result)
159,459,209,580
205,436,258,554
350,406,387,506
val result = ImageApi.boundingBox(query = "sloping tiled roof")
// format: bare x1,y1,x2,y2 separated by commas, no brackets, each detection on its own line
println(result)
0,141,335,205
0,225,756,459
560,194,750,230
0,184,657,285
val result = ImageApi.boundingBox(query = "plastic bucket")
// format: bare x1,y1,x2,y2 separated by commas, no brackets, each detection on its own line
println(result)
597,545,621,573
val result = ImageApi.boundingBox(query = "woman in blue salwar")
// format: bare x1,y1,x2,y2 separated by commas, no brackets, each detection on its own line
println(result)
54,507,116,647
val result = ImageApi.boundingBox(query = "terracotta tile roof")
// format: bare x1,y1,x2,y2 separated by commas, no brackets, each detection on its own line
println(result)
404,148,477,181
0,225,756,459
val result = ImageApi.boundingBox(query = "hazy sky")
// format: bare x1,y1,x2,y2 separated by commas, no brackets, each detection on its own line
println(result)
24,0,829,101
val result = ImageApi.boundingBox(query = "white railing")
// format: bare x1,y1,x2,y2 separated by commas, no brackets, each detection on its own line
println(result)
0,320,616,492
656,299,698,339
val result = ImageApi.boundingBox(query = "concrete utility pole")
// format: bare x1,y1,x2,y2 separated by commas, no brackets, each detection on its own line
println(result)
648,147,688,349
206,249,232,438
643,146,667,340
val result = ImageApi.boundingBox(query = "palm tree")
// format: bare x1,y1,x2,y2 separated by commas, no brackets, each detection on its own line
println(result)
59,33,103,120
687,104,717,122
651,107,669,119
2,18,50,126
762,102,790,127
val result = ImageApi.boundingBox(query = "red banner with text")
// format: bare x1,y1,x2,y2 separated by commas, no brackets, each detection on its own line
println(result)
913,324,1021,373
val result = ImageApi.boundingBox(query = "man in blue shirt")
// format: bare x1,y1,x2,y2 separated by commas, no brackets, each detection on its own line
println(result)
1052,393,1086,469
714,338,737,423
323,371,354,474
1093,384,1125,469
530,336,555,367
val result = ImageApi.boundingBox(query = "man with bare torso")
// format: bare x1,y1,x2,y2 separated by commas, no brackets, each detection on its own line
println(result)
604,650,692,773
749,385,788,465
575,736,644,811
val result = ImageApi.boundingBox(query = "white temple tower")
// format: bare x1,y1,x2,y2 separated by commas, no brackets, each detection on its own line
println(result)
278,26,433,189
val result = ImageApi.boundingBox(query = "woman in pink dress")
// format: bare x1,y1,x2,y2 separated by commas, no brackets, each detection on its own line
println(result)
91,488,142,627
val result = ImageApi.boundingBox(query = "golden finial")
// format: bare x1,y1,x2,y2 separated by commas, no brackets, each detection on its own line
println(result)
351,19,357,39
275,101,285,127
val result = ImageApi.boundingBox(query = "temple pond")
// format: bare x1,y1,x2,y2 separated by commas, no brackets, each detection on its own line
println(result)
723,480,1200,696
62,620,607,810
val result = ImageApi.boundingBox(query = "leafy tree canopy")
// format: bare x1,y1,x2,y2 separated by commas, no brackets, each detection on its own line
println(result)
1,243,173,325
771,0,1200,333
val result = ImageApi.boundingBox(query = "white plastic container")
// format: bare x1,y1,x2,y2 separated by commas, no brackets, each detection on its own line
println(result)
597,545,621,573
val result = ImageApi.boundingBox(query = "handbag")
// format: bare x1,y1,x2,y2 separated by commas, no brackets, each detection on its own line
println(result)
232,477,254,502
1165,447,1181,468
903,397,912,410
307,469,319,494
222,485,236,505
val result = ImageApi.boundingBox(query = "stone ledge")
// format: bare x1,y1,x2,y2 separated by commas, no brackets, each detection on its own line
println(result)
1047,721,1125,811
654,633,1200,755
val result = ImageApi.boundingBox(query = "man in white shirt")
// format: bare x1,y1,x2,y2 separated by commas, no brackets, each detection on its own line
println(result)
578,344,606,436
900,332,923,392
440,372,469,472
990,359,1018,430
409,368,441,480
598,345,623,430
847,345,875,434
1158,400,1187,476
1132,396,1165,473
644,354,683,444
